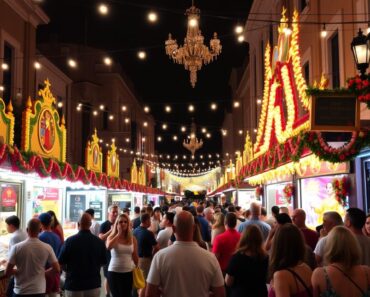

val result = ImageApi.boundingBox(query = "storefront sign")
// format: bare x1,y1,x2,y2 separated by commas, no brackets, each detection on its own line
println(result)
69,195,86,222
89,201,102,221
0,184,19,212
310,94,359,131
33,187,60,216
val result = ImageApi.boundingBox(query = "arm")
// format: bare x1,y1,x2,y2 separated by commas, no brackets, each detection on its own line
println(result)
311,268,324,297
46,261,61,275
225,274,234,287
4,262,16,278
152,243,160,256
99,227,113,241
132,237,139,266
106,233,120,250
265,224,277,251
211,286,226,297
145,283,161,297
273,271,290,297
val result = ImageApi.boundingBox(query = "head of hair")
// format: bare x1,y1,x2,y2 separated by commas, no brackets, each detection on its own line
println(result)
134,206,140,214
174,211,195,239
227,205,236,213
5,215,20,229
85,208,95,217
212,212,225,229
324,226,361,271
146,206,153,216
79,213,92,230
225,212,237,228
237,224,266,259
140,213,150,224
46,210,60,228
193,217,206,248
271,206,280,217
261,207,267,217
276,213,292,225
269,224,306,275
109,213,132,243
196,205,204,214
324,211,343,226
27,218,41,236
107,204,119,213
346,208,366,230
279,206,289,214
250,202,261,216
165,212,175,225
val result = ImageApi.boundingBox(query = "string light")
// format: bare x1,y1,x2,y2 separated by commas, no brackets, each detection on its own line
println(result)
162,123,167,130
147,11,158,23
143,121,148,127
124,117,130,124
181,126,186,132
237,35,245,43
320,24,327,38
122,105,127,111
57,102,63,108
125,138,130,143
221,129,227,136
68,59,77,68
206,133,211,138
165,105,171,113
157,136,162,142
233,101,240,108
93,110,98,116
1,63,8,70
98,3,109,15
109,115,114,120
201,128,207,133
235,25,243,34
144,106,150,113
103,57,112,65
34,62,41,69
210,103,217,110
188,104,195,112
173,135,178,141
138,51,147,59
256,98,262,105
99,104,105,110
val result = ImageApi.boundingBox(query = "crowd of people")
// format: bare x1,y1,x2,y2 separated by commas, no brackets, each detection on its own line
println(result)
2,200,370,297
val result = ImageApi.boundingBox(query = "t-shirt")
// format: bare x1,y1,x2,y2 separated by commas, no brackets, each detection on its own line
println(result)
300,228,319,250
133,226,157,257
227,252,269,297
39,231,62,256
99,220,113,263
156,227,172,249
147,241,224,297
58,230,107,291
198,216,211,242
238,218,271,240
90,221,100,236
212,229,241,271
8,229,27,256
313,236,328,259
9,238,57,295
132,217,141,230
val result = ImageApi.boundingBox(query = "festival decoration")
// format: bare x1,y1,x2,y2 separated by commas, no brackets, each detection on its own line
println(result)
283,183,294,203
131,159,138,184
0,98,14,146
253,10,310,159
106,142,120,177
21,79,66,162
331,176,348,206
85,129,103,173
347,74,370,108
0,144,165,194
255,186,263,198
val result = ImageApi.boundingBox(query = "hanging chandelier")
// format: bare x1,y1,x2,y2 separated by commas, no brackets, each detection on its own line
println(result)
165,1,222,88
183,121,203,155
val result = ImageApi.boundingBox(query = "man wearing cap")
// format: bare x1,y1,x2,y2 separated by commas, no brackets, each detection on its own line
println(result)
5,218,60,297
39,213,62,297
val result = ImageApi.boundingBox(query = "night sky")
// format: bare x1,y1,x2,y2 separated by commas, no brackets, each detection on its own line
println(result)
36,0,252,161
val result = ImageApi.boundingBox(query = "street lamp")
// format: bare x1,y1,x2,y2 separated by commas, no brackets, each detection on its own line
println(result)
351,28,370,79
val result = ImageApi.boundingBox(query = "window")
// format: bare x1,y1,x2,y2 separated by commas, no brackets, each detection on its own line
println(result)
2,42,14,103
330,33,340,88
303,62,310,84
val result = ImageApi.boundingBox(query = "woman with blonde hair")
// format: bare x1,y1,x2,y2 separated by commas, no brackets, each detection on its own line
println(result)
225,224,268,297
312,226,370,297
211,212,226,245
269,223,312,297
107,213,139,297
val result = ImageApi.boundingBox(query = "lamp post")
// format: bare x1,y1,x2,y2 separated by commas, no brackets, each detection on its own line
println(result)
351,28,370,79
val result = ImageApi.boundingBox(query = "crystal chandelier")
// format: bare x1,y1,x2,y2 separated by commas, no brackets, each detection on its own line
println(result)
183,121,203,156
165,1,222,88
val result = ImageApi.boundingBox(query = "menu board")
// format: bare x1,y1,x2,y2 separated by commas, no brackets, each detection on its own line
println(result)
89,201,102,221
69,195,86,222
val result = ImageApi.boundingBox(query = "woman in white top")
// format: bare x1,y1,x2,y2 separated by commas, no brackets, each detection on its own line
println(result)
107,213,139,297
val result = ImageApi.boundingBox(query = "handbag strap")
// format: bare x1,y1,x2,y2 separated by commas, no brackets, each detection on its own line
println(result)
330,265,366,296
286,268,313,297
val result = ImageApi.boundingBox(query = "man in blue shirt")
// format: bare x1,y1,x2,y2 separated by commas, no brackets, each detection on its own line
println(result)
133,213,159,279
196,206,211,243
58,213,107,297
238,202,271,240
